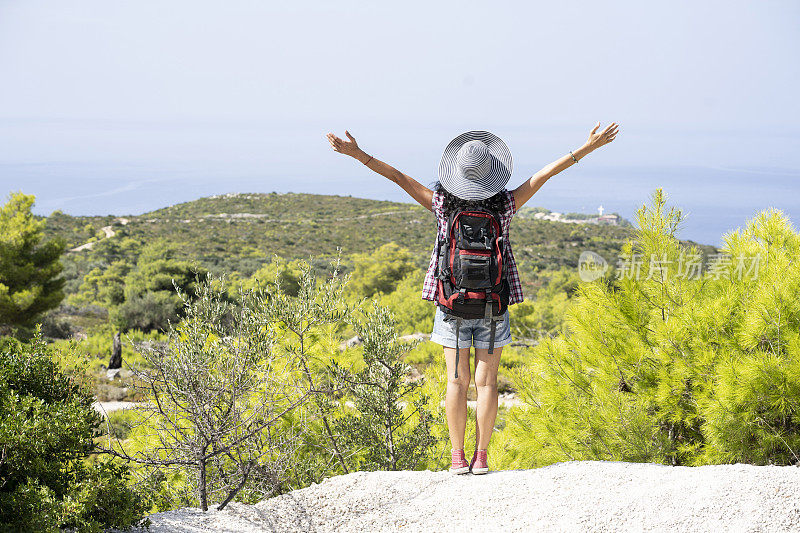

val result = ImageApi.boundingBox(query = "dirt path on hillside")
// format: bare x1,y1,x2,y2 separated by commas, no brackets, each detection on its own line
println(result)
69,217,128,252
156,209,422,224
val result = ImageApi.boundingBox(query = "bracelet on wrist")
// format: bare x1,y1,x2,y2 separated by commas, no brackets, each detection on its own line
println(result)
569,150,579,164
363,154,374,165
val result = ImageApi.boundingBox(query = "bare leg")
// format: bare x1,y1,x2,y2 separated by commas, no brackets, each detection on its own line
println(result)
474,347,502,451
443,347,472,450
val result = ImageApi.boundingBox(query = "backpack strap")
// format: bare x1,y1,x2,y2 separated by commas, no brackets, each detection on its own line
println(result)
446,210,458,248
453,316,463,379
437,236,449,280
488,317,497,355
484,289,492,320
488,313,505,355
438,210,458,281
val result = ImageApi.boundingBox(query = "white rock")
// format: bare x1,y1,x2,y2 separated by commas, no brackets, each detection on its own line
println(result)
136,461,800,532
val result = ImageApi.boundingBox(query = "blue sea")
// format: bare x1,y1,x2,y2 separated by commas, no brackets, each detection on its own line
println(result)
4,161,798,249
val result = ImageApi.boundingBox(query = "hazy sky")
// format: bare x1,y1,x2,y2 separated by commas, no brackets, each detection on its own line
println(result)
0,0,798,235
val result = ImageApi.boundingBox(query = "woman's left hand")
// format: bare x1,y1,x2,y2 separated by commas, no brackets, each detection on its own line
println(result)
586,121,619,150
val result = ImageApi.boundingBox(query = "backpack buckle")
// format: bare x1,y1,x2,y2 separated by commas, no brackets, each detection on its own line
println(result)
457,288,466,304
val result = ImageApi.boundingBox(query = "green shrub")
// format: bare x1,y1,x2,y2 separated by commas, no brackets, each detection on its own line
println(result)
376,269,434,335
405,340,440,366
114,290,180,332
348,243,417,298
106,409,140,440
0,329,150,532
331,303,440,471
508,267,579,340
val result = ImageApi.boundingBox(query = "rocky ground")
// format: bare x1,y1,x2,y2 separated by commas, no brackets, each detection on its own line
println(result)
131,460,800,532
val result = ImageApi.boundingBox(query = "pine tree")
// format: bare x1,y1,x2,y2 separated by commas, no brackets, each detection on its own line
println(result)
111,239,208,332
496,188,800,468
0,192,66,336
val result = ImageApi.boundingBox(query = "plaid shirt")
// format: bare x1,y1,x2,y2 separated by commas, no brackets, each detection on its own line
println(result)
422,188,524,305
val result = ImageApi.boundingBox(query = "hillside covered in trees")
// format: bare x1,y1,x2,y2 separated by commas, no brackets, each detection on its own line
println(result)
43,192,713,292
34,191,720,347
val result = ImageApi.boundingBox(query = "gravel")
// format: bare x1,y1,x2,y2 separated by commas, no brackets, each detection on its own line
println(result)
136,460,800,532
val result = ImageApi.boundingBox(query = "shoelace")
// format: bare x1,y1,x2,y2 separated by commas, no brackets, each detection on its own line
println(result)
451,449,467,468
472,449,488,469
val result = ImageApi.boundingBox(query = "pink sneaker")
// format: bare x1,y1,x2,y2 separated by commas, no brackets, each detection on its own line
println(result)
470,449,489,475
449,449,469,475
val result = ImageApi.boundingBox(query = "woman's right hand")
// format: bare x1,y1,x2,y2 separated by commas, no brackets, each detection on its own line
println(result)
326,130,362,158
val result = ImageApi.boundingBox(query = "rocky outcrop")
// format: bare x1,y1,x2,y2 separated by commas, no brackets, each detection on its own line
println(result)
136,460,800,532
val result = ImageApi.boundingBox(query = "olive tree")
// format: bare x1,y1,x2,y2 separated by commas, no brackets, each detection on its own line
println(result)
105,272,306,511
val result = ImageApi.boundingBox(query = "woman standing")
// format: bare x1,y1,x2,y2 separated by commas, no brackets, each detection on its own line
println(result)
326,123,619,475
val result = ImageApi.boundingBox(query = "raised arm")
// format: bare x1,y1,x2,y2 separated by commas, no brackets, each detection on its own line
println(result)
512,121,619,210
326,130,433,212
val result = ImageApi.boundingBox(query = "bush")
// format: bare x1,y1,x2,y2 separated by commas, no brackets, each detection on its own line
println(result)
508,267,580,341
38,313,75,339
110,272,297,512
376,269,434,335
348,243,417,298
331,303,440,471
106,409,140,440
115,290,181,332
0,329,150,532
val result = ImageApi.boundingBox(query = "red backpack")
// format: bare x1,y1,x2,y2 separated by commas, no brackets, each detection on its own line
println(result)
436,207,510,376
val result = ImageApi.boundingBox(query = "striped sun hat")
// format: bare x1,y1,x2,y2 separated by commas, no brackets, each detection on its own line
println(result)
438,130,513,200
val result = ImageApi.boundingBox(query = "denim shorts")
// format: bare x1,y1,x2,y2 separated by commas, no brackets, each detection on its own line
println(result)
429,306,512,350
